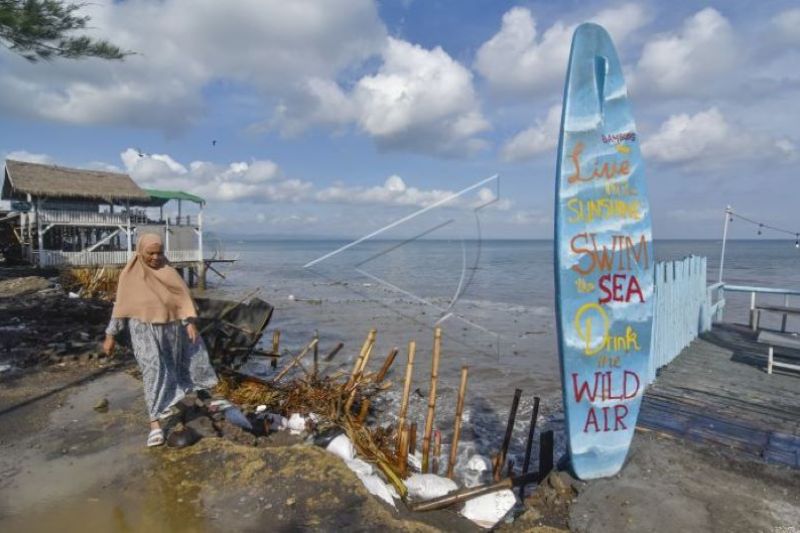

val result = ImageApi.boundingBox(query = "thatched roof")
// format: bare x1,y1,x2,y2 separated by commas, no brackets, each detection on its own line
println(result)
2,160,150,203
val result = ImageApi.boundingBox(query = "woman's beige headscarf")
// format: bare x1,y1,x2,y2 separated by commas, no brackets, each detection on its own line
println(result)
111,233,197,323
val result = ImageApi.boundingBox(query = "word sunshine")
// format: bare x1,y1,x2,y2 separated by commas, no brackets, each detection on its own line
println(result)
566,196,641,224
602,132,636,144
567,142,631,184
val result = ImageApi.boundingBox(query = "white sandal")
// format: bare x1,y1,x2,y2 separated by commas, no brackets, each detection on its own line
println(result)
147,428,165,447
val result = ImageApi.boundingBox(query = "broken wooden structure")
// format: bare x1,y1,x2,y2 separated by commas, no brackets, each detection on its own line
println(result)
1,159,235,288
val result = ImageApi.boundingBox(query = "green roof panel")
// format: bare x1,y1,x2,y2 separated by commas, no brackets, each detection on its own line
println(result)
143,188,205,206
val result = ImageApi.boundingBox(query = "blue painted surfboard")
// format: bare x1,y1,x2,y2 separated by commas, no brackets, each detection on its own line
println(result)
554,23,654,480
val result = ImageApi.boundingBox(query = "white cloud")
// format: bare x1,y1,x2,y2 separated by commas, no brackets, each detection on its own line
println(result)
0,0,385,132
510,210,548,225
120,148,311,203
121,149,507,210
772,8,800,43
474,4,647,96
3,150,54,164
642,107,795,164
634,8,736,96
275,37,489,156
501,104,562,162
316,174,509,209
354,38,489,155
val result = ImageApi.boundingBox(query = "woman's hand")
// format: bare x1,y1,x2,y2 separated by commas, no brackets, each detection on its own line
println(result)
186,323,199,344
103,335,116,356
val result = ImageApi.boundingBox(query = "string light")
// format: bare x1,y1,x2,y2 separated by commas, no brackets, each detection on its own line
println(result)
726,210,800,249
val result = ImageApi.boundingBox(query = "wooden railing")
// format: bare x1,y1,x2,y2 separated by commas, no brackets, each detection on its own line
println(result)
29,210,197,227
36,210,133,226
647,256,714,384
37,249,203,267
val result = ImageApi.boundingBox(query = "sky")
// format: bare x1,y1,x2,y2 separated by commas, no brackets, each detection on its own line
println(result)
1,0,798,240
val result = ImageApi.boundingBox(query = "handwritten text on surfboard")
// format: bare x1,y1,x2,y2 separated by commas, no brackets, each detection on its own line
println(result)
566,137,648,434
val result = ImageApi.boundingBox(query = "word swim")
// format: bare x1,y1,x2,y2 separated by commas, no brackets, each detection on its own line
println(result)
573,303,642,356
567,142,631,184
572,371,641,433
570,233,650,276
566,196,641,224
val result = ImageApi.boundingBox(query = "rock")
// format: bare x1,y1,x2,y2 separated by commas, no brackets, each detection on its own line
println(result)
167,423,200,448
185,414,219,439
217,419,257,446
0,276,50,297
461,489,518,529
93,398,109,413
405,473,458,501
325,434,355,461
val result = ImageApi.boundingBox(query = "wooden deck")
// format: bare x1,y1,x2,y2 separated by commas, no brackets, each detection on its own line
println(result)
638,322,800,468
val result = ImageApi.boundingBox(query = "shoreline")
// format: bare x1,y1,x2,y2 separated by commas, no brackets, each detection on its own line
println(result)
1,268,799,532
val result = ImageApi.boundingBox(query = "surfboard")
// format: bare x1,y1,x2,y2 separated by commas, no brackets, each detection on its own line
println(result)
553,23,654,480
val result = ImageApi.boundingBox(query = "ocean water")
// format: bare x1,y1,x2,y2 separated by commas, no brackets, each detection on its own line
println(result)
207,238,800,471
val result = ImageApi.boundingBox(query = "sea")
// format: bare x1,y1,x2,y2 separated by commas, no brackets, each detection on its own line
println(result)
206,238,800,473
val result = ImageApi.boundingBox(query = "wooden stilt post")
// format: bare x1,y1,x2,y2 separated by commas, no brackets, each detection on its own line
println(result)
409,422,417,456
422,327,442,473
539,430,554,479
432,430,442,474
519,396,541,497
271,330,281,369
312,329,320,380
447,366,469,479
323,342,344,361
494,388,522,481
375,347,399,383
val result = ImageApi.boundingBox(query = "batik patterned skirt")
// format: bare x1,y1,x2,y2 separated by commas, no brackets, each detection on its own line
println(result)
106,317,219,420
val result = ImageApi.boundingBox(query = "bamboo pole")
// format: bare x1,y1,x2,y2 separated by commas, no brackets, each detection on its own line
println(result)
421,327,442,473
345,338,375,411
348,329,376,387
446,366,469,479
375,347,399,382
397,423,410,477
271,338,318,383
357,399,371,423
409,422,417,455
494,388,522,481
397,341,416,433
409,471,539,512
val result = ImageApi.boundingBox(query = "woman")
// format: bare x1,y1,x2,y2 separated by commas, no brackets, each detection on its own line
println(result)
103,233,218,447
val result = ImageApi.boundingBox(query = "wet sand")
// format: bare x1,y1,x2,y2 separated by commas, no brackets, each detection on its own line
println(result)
0,366,481,532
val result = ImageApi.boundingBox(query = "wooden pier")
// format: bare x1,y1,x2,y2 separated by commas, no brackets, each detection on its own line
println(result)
638,322,800,468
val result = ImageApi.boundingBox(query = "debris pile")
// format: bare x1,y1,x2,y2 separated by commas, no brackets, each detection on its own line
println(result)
212,326,556,529
0,277,112,369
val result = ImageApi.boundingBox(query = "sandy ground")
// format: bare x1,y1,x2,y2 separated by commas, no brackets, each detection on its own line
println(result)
568,430,800,533
0,364,485,533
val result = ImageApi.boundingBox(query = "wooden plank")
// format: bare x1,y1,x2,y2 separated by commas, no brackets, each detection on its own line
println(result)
639,323,800,469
